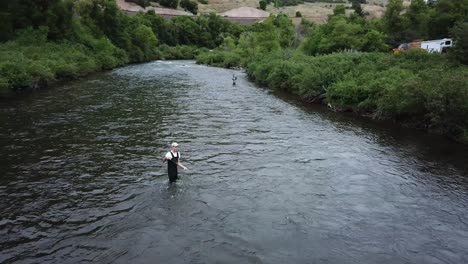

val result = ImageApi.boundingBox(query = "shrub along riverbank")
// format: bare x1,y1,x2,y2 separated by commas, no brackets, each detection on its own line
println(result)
198,49,468,143
0,38,201,94
196,8,468,143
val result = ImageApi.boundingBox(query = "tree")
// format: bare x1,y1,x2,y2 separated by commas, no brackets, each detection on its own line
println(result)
0,0,75,41
259,0,267,10
171,16,200,45
131,24,158,60
303,15,367,54
333,5,346,16
405,0,430,39
180,0,198,14
351,0,364,17
363,29,389,51
222,36,236,50
384,0,405,31
144,11,176,45
383,0,409,46
273,14,297,48
449,22,468,65
428,0,468,39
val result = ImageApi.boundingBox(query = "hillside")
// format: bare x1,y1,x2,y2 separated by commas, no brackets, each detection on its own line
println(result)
199,0,389,24
119,0,398,24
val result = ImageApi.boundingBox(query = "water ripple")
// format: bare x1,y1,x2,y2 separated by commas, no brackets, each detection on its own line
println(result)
1,61,468,264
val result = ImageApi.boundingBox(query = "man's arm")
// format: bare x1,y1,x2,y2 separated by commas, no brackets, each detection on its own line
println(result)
177,160,187,170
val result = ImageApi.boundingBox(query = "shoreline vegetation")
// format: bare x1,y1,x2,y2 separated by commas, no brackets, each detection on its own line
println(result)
195,0,468,143
0,0,242,96
198,49,468,143
1,0,468,143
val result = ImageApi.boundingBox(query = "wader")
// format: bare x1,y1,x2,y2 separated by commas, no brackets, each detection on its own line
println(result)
168,152,179,183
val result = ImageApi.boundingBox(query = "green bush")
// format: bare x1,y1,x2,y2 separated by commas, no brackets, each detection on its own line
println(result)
160,45,199,59
422,68,468,140
0,61,32,89
15,26,49,46
180,0,198,14
196,50,242,68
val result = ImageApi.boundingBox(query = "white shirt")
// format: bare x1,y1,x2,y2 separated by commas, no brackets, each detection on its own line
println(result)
165,151,180,160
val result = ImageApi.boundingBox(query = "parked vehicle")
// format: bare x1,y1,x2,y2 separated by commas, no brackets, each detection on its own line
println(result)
393,38,453,53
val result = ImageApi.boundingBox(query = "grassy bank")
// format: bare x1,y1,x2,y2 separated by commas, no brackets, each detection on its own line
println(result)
0,37,200,94
197,50,468,143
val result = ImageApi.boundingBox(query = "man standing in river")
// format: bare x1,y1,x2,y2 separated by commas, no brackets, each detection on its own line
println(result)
163,142,187,183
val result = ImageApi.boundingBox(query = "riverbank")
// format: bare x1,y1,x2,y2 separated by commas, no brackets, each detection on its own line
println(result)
197,50,468,143
0,39,199,98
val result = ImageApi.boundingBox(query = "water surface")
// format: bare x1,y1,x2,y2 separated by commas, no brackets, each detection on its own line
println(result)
1,60,468,264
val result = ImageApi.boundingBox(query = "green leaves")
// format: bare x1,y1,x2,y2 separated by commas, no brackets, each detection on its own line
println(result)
449,22,468,65
180,0,198,14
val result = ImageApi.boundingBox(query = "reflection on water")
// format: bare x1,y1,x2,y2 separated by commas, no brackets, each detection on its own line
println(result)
1,61,468,264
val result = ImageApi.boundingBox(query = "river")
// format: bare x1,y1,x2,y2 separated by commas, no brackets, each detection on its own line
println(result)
1,60,468,264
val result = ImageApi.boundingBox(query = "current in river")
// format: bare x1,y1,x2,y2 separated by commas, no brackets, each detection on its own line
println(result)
1,61,468,264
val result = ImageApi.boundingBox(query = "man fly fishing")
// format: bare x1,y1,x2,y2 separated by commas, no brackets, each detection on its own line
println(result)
232,74,237,86
163,142,188,183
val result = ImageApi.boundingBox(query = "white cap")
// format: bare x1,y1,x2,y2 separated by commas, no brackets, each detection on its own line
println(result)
171,142,179,147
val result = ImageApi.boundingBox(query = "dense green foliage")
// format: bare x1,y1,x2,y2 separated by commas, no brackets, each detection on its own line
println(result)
351,0,364,17
0,0,242,92
180,0,198,14
383,0,468,46
449,22,468,64
196,3,468,142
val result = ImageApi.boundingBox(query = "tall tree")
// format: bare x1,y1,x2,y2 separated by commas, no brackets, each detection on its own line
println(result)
351,0,364,17
333,5,346,16
428,0,468,38
449,22,468,65
383,0,409,45
405,0,430,39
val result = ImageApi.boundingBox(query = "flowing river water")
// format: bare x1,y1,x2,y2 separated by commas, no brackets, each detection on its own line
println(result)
1,60,468,264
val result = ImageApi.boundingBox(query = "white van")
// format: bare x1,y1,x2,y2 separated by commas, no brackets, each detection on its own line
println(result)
421,38,453,53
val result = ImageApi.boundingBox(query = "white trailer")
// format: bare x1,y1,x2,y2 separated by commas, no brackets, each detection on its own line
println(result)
421,38,453,53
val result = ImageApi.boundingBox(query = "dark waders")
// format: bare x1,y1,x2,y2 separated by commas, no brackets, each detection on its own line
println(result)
168,152,179,183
